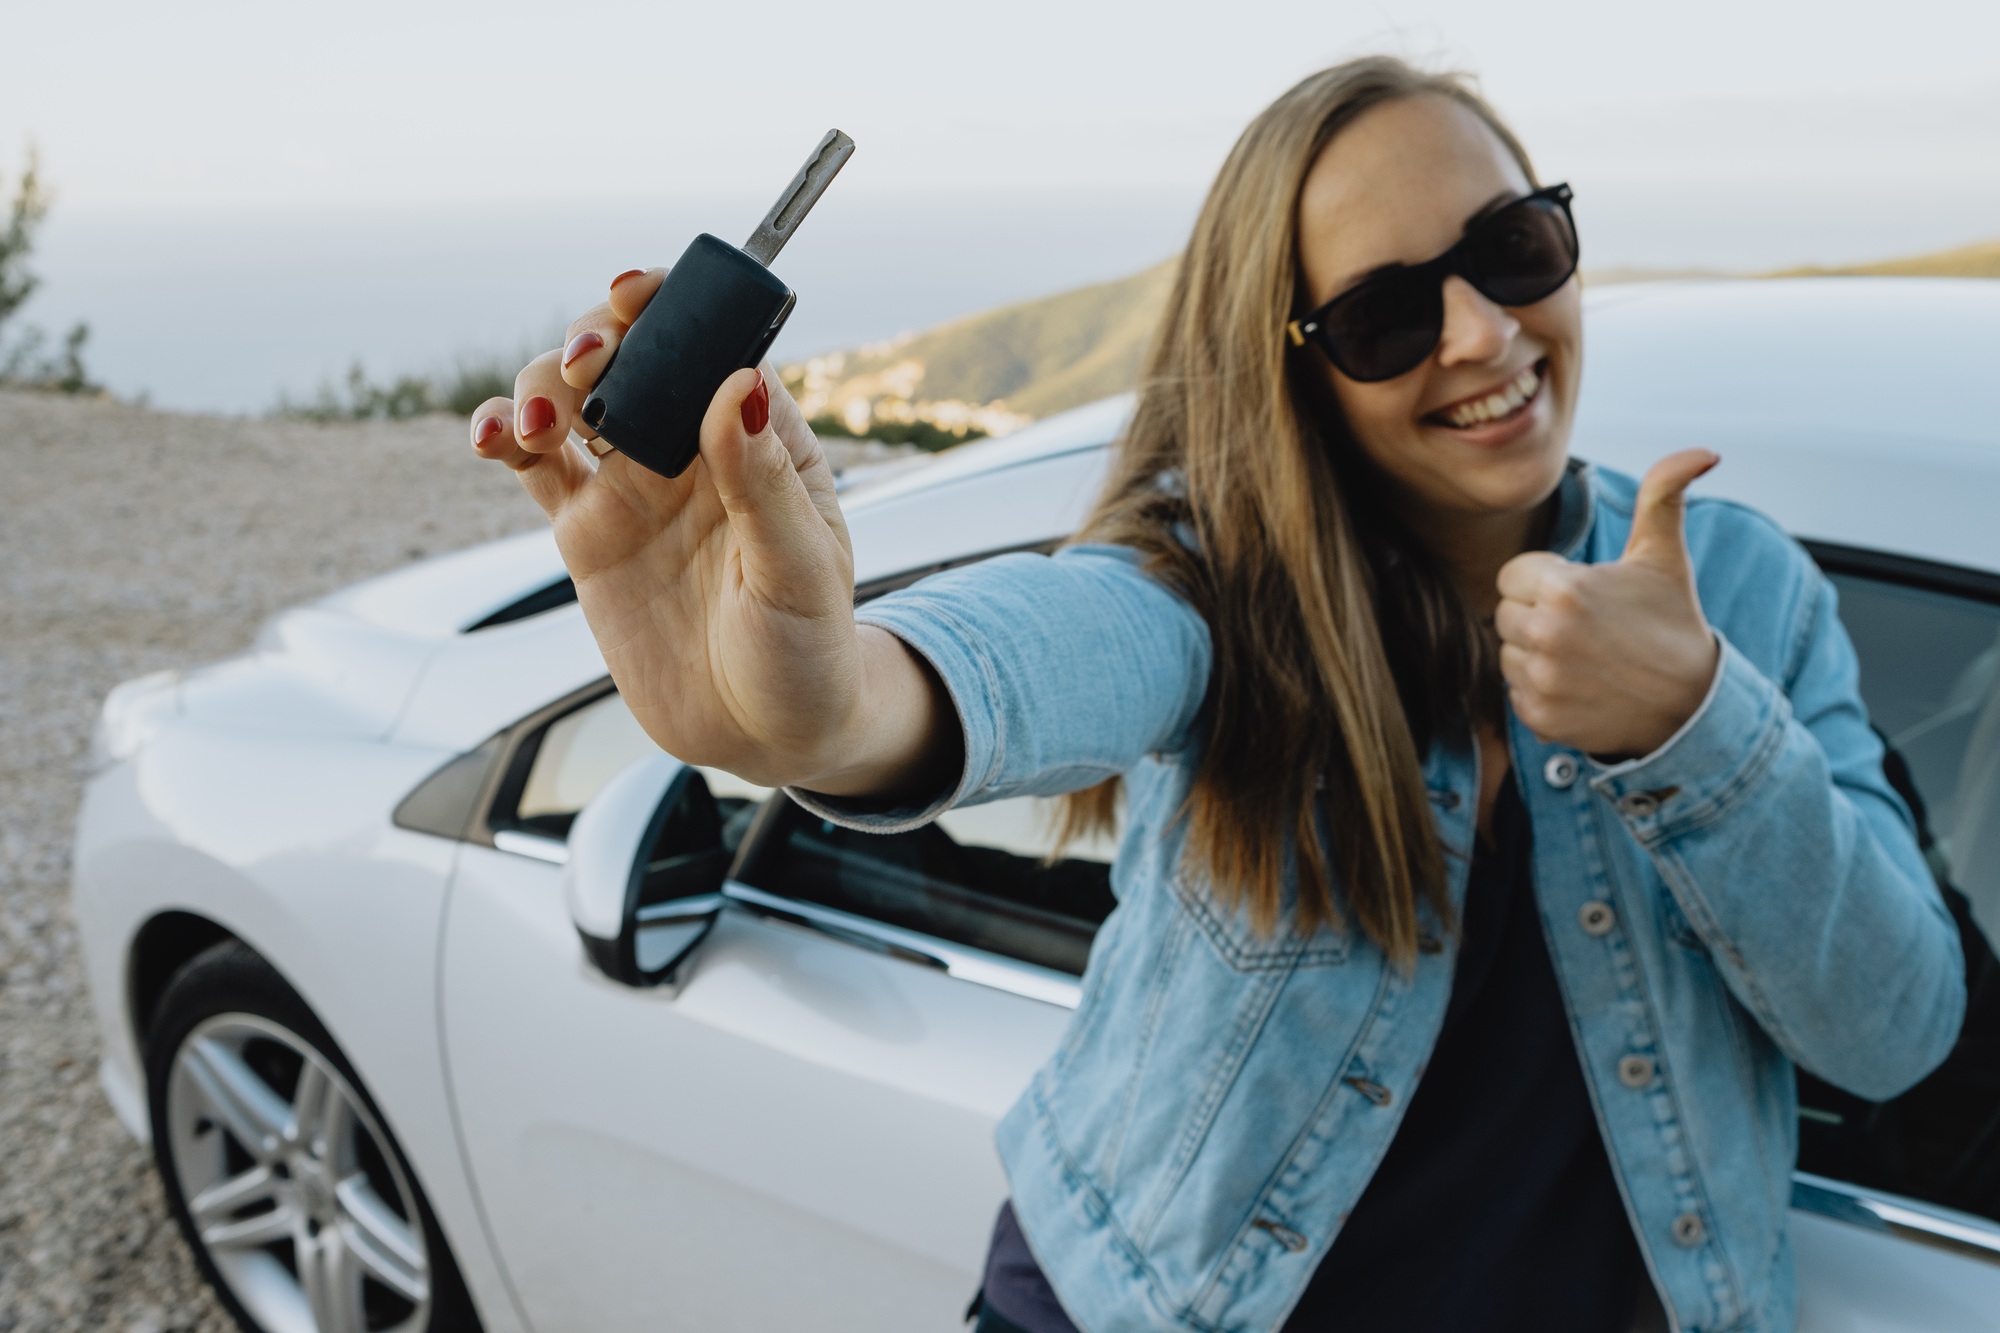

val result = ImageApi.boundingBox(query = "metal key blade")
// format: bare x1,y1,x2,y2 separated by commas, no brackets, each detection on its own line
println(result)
741,129,855,267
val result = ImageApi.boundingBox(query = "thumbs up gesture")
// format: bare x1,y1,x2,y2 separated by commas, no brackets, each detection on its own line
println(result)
1494,451,1723,758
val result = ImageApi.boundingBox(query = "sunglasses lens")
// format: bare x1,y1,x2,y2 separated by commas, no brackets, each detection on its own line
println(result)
1465,196,1578,306
1319,272,1442,382
1298,187,1577,380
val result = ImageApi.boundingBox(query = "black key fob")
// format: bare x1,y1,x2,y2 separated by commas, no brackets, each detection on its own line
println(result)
580,131,854,480
580,234,795,479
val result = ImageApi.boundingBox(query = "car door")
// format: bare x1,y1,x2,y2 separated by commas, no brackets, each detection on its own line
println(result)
1788,543,2000,1330
439,534,2000,1332
438,682,1112,1332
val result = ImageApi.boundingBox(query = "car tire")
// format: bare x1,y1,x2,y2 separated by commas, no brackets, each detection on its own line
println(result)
145,939,481,1333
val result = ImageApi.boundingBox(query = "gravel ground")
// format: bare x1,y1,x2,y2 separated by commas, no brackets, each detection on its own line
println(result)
0,388,904,1332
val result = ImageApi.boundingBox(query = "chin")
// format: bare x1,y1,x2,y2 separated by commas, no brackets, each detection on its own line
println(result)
1433,437,1570,517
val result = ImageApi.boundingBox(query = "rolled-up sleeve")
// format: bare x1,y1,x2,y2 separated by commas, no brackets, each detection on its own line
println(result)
788,544,1212,833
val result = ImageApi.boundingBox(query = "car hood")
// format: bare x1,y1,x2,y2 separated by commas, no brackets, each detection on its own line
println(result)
311,528,567,637
142,530,596,751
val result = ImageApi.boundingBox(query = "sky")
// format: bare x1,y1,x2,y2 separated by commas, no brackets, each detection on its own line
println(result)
4,0,1998,411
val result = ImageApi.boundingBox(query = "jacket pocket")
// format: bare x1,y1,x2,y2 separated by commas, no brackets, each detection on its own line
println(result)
1172,867,1352,970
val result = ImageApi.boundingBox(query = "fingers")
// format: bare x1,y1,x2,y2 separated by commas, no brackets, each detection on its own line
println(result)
1622,449,1719,570
1492,594,1535,648
606,266,665,325
1495,550,1570,605
703,367,804,525
469,391,594,515
557,267,666,391
512,348,589,454
700,367,837,611
560,303,622,392
1498,643,1557,740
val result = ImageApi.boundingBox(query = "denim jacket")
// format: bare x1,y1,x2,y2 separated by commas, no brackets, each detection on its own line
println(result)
798,462,1965,1333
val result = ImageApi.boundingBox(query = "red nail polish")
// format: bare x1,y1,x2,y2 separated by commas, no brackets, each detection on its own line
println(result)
473,415,503,446
563,330,603,368
519,396,557,437
739,373,769,435
610,268,646,290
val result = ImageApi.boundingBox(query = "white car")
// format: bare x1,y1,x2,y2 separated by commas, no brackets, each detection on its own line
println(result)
74,278,2000,1333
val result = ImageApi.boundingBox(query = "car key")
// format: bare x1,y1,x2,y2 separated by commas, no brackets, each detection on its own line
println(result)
579,129,856,479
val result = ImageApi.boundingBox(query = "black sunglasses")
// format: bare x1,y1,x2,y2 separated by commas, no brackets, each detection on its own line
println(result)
1286,183,1578,383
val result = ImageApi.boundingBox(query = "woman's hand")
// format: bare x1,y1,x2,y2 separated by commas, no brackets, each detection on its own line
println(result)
468,268,954,795
1494,450,1722,759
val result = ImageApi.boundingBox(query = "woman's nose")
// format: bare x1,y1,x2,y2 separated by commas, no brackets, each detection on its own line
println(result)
1436,275,1520,366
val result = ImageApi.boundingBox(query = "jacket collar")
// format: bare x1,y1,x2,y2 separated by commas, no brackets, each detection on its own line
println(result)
1550,457,1595,559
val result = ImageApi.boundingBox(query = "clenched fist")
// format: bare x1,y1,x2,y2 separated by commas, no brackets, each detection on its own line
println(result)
1494,450,1722,758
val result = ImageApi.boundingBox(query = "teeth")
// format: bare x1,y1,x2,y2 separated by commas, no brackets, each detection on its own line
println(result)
1442,365,1541,429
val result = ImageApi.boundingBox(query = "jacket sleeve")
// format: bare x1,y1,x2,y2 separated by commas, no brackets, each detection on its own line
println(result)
788,544,1213,833
1590,572,1966,1099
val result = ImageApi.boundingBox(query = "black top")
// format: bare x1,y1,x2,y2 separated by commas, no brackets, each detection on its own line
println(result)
976,775,1644,1333
1281,774,1642,1332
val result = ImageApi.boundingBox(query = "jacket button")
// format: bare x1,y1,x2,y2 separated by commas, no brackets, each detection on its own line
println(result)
1543,754,1579,789
1344,1077,1393,1107
1619,791,1660,817
1253,1218,1310,1252
1578,902,1616,936
1618,1054,1657,1088
1671,1212,1706,1247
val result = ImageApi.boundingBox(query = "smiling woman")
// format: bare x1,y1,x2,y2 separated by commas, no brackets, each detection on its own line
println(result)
470,53,1963,1333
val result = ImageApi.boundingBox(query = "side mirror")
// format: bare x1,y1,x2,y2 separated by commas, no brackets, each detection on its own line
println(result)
565,753,731,987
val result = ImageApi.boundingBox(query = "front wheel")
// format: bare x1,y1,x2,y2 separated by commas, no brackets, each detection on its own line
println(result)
146,940,479,1333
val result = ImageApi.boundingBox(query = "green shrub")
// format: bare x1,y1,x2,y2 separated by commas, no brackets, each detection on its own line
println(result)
0,147,97,394
808,413,983,454
275,351,527,422
440,355,519,416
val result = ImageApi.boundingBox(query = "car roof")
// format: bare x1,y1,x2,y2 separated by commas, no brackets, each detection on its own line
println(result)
1571,278,2000,577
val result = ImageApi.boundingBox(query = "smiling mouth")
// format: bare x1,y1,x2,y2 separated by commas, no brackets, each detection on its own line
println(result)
1428,361,1545,430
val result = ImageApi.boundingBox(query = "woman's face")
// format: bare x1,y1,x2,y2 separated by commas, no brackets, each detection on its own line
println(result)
1296,94,1581,531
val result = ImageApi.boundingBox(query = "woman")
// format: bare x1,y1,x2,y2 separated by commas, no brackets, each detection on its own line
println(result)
469,57,1963,1333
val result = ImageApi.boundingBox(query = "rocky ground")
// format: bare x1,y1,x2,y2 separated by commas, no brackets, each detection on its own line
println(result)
0,390,901,1332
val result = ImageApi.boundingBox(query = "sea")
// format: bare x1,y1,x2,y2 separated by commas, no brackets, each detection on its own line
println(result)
17,179,2000,416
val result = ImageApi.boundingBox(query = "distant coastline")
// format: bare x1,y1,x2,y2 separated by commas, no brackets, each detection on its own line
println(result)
784,234,2000,443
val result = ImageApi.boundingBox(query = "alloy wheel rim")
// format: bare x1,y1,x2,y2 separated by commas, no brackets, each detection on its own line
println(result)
166,1013,431,1333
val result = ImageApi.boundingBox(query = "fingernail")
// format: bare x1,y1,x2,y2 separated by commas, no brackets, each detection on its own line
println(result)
563,330,603,368
610,268,646,290
739,372,769,435
472,415,503,447
518,395,557,437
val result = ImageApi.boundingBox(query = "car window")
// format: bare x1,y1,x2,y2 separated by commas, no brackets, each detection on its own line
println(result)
1799,561,2000,1223
732,794,1120,976
505,690,772,844
515,691,660,830
496,543,1061,842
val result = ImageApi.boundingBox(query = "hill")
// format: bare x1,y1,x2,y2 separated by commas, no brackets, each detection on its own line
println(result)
1767,237,2000,280
785,235,1998,439
782,259,1176,440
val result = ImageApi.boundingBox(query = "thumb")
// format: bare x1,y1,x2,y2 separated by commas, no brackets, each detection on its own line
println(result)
705,368,803,528
1621,449,1719,571
701,367,835,600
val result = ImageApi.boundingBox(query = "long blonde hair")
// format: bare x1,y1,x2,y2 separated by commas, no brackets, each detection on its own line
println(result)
1061,57,1539,966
